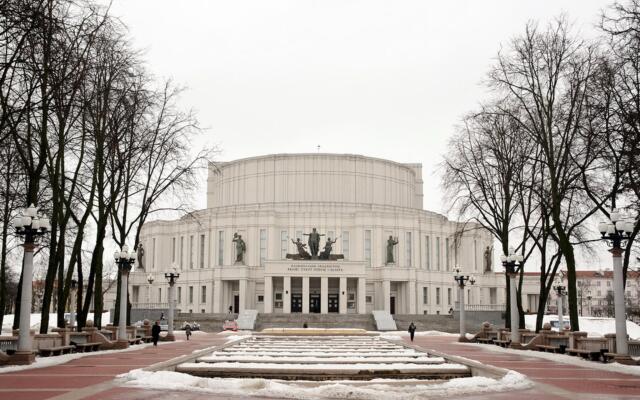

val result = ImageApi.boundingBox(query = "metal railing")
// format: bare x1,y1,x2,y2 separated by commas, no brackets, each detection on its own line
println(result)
454,302,506,312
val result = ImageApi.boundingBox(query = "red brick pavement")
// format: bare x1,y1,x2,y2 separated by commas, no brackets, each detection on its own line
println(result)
1,333,640,399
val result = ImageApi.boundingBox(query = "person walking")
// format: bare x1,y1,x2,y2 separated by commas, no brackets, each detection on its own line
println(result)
408,322,416,342
185,324,192,340
152,320,161,346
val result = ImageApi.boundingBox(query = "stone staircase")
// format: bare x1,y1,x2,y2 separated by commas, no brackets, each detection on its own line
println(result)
393,314,459,333
255,313,377,331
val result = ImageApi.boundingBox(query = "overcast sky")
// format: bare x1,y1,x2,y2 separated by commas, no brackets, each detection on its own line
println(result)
107,0,616,269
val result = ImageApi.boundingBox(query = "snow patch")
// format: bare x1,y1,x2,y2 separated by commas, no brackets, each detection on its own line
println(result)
118,369,531,399
524,315,640,340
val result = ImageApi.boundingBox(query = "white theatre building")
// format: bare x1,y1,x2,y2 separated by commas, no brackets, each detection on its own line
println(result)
129,153,506,316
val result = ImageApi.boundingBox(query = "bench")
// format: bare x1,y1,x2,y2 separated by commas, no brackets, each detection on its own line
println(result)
39,345,75,357
566,348,606,362
476,338,494,344
73,342,101,352
139,336,153,343
493,339,511,348
536,344,565,353
128,337,143,345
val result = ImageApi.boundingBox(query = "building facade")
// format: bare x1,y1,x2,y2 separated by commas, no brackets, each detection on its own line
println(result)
129,153,506,316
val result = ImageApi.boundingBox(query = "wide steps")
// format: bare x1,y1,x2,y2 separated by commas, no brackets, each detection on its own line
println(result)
177,333,471,381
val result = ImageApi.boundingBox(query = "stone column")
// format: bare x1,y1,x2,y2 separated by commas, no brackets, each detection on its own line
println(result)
302,277,310,314
118,270,129,343
383,280,391,313
557,294,564,329
458,284,466,340
239,279,247,312
357,277,366,314
16,244,35,361
263,276,273,313
283,276,291,313
612,248,628,355
166,282,175,341
321,277,328,314
213,279,223,313
339,277,347,314
408,281,417,314
509,273,519,344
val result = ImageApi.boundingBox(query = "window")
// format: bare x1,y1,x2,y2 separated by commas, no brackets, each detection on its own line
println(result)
445,238,450,271
436,287,441,305
152,238,156,269
447,288,452,305
201,285,206,303
473,240,477,271
189,286,194,304
275,292,282,301
366,295,373,303
423,287,428,304
257,295,264,303
425,236,430,270
180,236,184,268
218,231,224,265
405,232,412,267
260,229,267,266
172,238,176,262
158,287,162,302
189,235,194,269
364,230,372,265
597,290,601,297
281,230,288,259
467,288,471,303
436,237,441,270
177,287,182,303
342,231,350,260
199,235,205,268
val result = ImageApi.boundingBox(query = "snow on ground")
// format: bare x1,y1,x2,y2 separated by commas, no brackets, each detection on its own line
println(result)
0,340,176,374
524,314,640,340
460,342,640,376
1,312,111,334
118,369,531,399
179,361,468,372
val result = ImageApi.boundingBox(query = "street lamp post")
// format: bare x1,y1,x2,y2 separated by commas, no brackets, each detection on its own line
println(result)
553,280,567,331
598,210,636,361
147,274,154,305
501,247,523,346
453,267,475,342
114,245,137,347
164,266,180,341
586,292,592,317
70,279,78,330
12,204,50,365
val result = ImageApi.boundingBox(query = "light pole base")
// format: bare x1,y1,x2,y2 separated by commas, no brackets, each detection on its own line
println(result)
8,351,36,365
114,339,129,349
613,354,639,365
163,333,176,342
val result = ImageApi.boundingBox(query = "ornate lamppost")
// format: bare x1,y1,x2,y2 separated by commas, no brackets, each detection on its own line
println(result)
598,210,636,361
147,273,154,305
501,247,523,346
453,267,475,341
114,245,136,347
553,278,567,331
586,291,593,317
164,266,180,341
12,204,50,364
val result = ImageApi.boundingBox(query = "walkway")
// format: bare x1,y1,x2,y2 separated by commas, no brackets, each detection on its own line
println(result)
1,333,640,399
407,335,640,399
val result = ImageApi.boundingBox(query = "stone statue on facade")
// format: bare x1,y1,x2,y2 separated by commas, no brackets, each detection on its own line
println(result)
483,245,493,272
137,243,145,270
319,237,337,260
291,238,311,259
386,235,398,264
232,233,246,264
303,227,325,258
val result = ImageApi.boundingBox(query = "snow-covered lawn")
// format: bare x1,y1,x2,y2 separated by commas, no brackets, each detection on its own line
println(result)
1,312,111,334
118,369,531,399
460,342,640,376
524,314,640,340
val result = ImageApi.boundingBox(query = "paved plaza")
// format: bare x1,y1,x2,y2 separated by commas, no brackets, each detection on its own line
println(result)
1,332,639,399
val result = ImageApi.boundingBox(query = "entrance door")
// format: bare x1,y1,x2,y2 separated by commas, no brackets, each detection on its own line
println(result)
233,295,239,313
328,294,339,313
390,296,396,315
310,294,321,313
291,294,302,312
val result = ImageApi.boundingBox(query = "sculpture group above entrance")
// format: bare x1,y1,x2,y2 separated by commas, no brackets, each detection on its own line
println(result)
287,228,345,261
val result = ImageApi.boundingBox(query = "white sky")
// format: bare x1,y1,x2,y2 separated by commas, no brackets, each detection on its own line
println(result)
106,0,618,270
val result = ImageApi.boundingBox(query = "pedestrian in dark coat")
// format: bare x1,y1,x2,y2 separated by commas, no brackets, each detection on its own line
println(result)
152,320,161,346
185,324,192,340
408,322,417,342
